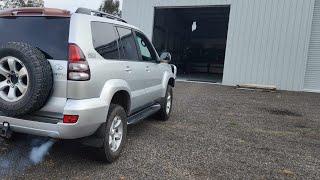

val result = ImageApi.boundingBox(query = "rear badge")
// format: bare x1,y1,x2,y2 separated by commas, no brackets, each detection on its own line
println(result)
49,61,67,80
54,64,64,71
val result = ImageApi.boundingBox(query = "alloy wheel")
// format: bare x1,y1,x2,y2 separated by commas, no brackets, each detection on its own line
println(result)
0,56,29,102
166,94,172,114
109,116,123,152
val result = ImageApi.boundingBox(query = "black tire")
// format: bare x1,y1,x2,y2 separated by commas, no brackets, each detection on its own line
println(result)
99,104,127,163
0,42,53,117
156,85,173,121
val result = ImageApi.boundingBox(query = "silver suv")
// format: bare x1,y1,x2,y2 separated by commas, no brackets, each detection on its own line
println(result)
0,8,176,162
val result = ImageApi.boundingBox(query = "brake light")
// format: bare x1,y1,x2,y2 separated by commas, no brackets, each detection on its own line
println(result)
63,115,79,124
69,44,85,62
68,44,91,81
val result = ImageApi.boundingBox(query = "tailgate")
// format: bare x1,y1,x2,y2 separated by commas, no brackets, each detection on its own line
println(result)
0,16,71,120
34,60,68,119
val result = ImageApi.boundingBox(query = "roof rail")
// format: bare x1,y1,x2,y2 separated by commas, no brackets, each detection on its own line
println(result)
75,8,126,23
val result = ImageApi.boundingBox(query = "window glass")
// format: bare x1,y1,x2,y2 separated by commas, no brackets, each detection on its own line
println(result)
135,32,157,62
91,22,119,59
0,17,70,60
117,27,139,60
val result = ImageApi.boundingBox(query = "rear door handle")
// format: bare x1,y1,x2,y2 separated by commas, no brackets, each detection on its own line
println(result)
125,66,132,72
145,66,151,72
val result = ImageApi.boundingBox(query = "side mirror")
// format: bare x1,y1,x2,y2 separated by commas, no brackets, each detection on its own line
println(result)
159,52,172,63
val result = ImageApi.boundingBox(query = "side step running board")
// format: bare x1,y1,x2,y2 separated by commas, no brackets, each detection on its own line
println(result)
128,104,161,125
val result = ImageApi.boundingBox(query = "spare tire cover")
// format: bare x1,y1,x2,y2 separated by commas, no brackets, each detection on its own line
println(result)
0,42,53,117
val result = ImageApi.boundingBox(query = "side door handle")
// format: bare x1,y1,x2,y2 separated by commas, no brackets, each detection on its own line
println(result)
145,66,151,72
125,66,132,73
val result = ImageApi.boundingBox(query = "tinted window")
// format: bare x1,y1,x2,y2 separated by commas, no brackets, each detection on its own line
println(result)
135,32,157,62
116,27,139,60
0,17,70,60
91,22,119,59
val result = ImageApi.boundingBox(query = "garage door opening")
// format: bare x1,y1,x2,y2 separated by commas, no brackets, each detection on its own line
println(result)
153,6,230,83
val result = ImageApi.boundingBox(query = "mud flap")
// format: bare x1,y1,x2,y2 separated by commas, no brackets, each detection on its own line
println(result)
80,136,104,148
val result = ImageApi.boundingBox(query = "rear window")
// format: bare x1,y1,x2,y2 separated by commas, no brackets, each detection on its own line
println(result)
0,17,70,60
91,22,120,59
116,27,139,61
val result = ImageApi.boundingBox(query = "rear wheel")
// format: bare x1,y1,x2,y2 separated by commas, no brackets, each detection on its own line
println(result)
99,104,127,163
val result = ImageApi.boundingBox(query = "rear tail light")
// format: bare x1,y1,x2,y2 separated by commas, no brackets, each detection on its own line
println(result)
63,115,79,124
68,44,91,81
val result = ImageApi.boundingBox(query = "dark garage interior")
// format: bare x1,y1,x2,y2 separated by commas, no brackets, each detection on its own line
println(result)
153,6,230,83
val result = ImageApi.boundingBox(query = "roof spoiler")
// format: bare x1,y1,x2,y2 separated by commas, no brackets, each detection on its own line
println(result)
75,8,126,23
0,8,71,17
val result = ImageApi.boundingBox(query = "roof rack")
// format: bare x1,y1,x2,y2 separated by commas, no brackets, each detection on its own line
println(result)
75,8,126,23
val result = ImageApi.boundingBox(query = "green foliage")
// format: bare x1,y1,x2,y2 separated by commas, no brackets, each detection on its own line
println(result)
0,0,44,10
25,0,44,7
99,0,121,16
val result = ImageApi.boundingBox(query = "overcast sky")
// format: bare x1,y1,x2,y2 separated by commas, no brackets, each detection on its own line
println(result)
44,0,122,12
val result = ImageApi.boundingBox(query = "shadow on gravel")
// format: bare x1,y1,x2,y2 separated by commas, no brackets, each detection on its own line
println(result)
258,107,303,117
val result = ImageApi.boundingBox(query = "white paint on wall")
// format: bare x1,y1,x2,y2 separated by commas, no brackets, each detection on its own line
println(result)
192,21,197,32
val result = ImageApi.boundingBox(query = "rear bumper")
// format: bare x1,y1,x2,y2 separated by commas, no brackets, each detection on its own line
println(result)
0,98,108,139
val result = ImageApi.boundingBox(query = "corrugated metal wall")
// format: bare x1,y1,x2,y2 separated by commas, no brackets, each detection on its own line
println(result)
224,0,314,91
305,0,320,92
123,0,315,91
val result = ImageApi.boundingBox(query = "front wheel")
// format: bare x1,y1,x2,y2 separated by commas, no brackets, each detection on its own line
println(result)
99,104,127,163
156,85,173,121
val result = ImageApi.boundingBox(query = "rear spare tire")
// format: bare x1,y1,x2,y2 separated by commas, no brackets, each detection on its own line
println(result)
0,42,53,117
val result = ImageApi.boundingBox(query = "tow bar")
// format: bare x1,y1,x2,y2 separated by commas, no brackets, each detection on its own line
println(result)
1,122,12,139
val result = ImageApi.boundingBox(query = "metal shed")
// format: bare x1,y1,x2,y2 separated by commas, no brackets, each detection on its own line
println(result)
123,0,320,92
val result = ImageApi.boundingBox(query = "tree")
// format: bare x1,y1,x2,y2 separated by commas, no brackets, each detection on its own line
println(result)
0,2,4,10
25,0,44,7
0,0,44,10
0,0,24,10
99,0,121,16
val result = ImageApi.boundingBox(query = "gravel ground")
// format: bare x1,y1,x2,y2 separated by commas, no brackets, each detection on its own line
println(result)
0,82,320,179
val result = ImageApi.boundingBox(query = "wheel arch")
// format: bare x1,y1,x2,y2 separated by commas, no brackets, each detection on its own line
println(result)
100,79,132,115
110,90,131,115
161,71,176,97
168,77,175,87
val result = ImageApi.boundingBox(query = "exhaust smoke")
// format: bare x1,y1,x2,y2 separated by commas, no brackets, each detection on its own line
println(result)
30,139,56,164
0,137,56,177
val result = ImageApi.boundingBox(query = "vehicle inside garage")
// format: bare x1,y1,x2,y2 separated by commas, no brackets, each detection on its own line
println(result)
153,6,230,83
